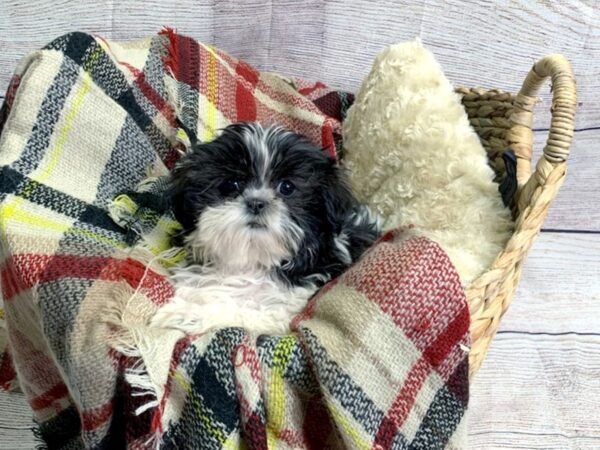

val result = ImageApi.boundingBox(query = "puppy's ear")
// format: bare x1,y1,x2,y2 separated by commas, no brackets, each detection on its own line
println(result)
339,205,381,262
322,162,358,232
167,155,204,234
323,164,381,262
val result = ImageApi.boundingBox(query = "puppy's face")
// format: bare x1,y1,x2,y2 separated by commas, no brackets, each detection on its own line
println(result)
170,123,340,271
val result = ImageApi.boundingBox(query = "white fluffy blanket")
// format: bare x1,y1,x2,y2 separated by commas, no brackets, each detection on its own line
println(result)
343,40,513,284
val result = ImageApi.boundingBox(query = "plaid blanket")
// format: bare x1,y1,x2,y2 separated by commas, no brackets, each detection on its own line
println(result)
0,30,469,449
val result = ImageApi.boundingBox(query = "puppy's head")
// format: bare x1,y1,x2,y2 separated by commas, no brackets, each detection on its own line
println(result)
169,123,357,272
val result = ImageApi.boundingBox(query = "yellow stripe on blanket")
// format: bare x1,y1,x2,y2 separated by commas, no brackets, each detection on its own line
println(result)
139,216,186,266
0,47,105,242
172,370,229,445
0,201,126,249
203,44,219,142
328,403,371,450
222,434,244,450
266,335,296,448
35,46,101,183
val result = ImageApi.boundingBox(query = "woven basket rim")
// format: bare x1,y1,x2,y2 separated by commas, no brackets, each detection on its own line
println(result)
461,54,577,378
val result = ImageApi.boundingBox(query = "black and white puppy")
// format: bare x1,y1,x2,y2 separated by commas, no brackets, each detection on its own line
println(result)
152,123,380,335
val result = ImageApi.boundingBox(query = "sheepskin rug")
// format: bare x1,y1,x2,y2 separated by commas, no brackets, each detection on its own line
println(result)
343,40,513,285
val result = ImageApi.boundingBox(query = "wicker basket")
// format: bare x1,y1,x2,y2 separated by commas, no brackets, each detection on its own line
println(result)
456,55,577,377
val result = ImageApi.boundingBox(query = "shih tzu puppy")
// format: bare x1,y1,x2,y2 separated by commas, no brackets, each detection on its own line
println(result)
151,123,380,335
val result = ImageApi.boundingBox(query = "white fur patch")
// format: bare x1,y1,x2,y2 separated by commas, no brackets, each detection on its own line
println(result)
242,123,271,179
333,232,352,265
185,196,304,270
154,123,343,336
151,265,316,335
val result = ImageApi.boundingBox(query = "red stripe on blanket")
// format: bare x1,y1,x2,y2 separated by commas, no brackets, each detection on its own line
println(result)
118,257,174,305
235,61,259,122
161,28,200,89
0,255,173,304
298,81,327,96
1,263,19,301
278,428,306,449
124,63,177,127
1,254,110,301
303,394,333,449
30,382,70,410
321,119,336,159
0,253,112,300
241,411,269,450
160,28,180,76
8,327,71,411
373,357,430,450
153,334,197,434
233,338,261,383
372,306,469,450
422,305,469,369
5,75,22,105
81,402,114,431
0,74,22,134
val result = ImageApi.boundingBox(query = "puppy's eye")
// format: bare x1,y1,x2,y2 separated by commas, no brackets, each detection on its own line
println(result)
218,179,242,196
277,180,296,196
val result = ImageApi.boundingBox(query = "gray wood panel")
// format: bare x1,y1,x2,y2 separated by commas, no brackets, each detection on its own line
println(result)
2,2,598,231
534,129,599,231
470,335,600,449
1,0,599,128
471,231,600,449
1,1,599,448
495,232,600,334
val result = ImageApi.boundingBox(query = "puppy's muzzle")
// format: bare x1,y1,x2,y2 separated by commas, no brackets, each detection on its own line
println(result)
245,197,269,215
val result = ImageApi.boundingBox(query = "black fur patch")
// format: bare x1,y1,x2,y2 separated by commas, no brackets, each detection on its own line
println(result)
168,123,380,287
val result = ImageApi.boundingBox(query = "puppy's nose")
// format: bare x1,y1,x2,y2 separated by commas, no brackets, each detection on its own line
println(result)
246,198,267,215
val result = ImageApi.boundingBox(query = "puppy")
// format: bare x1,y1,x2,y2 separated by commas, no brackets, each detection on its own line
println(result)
151,123,380,335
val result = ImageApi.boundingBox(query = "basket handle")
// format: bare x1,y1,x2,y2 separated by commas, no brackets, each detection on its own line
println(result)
508,55,577,194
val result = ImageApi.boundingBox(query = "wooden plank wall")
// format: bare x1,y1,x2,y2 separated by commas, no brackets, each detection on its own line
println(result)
1,1,598,449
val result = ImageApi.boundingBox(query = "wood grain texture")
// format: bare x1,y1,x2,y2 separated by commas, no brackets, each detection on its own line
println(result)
0,2,599,447
1,2,598,232
470,334,600,449
1,0,599,128
537,129,600,231
498,232,600,334
470,231,600,449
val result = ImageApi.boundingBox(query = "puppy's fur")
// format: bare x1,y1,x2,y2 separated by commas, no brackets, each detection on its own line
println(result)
151,123,380,335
